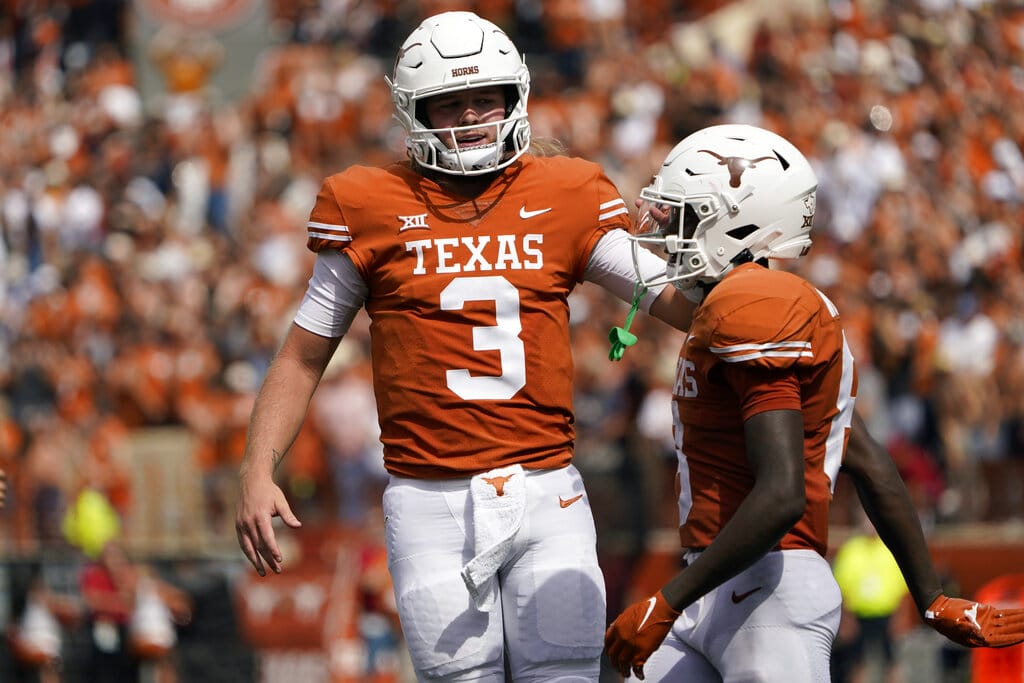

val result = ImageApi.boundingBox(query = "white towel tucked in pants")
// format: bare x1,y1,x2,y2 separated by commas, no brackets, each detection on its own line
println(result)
460,463,526,611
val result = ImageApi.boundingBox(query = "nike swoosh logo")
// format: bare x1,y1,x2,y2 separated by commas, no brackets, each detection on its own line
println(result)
965,603,980,630
559,494,584,508
636,596,658,630
520,206,552,219
731,586,762,604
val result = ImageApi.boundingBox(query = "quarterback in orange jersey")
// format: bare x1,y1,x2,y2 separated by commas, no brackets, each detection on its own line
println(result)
235,11,692,682
604,125,1024,681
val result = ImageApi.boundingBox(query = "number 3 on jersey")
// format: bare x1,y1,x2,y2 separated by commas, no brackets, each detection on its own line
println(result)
441,276,526,400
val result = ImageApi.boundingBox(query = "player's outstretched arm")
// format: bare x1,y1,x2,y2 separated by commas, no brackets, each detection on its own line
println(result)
236,323,339,576
841,411,944,614
648,284,697,333
842,411,1024,648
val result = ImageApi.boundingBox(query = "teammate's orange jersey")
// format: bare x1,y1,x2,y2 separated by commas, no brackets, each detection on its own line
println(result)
306,155,631,479
673,263,857,556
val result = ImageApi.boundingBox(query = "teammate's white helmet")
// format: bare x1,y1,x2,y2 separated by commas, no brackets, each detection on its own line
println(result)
386,11,531,176
633,124,818,291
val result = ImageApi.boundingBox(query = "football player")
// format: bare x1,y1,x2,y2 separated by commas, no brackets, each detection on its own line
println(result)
234,11,692,682
605,124,1024,680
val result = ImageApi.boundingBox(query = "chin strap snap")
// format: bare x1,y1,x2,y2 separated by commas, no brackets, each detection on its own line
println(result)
608,283,648,361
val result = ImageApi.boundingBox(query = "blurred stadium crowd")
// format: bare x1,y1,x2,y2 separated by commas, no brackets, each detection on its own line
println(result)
0,0,1023,680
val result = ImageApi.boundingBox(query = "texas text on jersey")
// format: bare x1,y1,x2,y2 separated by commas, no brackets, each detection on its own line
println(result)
306,154,630,478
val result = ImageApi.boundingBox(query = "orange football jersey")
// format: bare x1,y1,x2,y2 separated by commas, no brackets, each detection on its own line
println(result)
673,263,857,556
306,155,631,478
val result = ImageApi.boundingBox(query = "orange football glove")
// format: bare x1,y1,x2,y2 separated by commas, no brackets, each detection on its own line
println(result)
924,594,1024,648
605,591,681,679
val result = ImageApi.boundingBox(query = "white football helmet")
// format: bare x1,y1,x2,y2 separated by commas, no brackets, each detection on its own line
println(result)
386,11,531,176
633,124,818,291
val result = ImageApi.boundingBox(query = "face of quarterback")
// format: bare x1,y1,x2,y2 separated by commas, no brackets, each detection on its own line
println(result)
421,86,508,151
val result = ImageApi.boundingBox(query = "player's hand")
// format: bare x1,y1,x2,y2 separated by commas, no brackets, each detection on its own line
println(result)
925,594,1024,648
635,198,671,230
605,591,680,679
235,472,301,577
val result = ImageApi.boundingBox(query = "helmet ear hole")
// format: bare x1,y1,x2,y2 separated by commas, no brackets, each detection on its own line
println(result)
414,104,432,130
682,204,700,239
503,84,518,115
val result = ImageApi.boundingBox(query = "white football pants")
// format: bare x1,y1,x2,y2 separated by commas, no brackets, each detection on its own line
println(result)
643,548,841,682
383,464,605,682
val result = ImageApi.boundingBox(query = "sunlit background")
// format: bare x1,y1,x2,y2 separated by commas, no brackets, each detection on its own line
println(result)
1,1,1023,681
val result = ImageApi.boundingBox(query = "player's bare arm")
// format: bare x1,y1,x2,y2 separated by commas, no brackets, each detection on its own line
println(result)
663,409,806,609
236,323,340,576
842,411,943,613
606,408,806,679
648,285,696,333
843,411,1024,648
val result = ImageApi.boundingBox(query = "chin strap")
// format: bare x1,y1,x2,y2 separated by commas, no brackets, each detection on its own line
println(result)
608,283,648,361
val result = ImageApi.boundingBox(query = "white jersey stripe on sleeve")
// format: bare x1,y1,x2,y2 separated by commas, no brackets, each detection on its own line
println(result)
711,340,813,363
308,231,353,242
308,220,349,232
599,198,626,210
719,350,814,362
599,206,629,221
711,341,811,354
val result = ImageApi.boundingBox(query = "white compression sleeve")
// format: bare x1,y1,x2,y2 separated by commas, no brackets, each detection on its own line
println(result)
584,228,666,310
293,250,368,337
